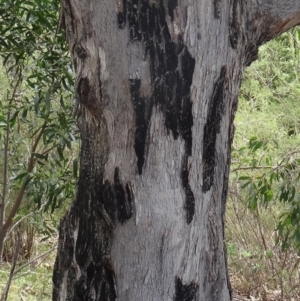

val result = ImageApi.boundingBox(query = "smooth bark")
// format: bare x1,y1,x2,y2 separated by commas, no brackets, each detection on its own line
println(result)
53,1,300,300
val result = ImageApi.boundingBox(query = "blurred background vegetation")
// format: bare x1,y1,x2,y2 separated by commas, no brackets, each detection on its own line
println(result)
227,28,300,300
0,0,300,300
0,0,77,300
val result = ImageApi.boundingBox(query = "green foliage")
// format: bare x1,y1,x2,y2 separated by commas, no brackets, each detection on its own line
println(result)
0,0,77,260
232,27,300,251
228,33,300,296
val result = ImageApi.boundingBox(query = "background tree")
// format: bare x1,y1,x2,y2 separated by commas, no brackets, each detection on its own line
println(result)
53,1,300,300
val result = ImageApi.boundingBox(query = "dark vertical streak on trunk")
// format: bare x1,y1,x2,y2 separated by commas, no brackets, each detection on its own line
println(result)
213,0,222,19
129,79,150,175
168,0,178,21
114,167,133,222
174,276,199,301
77,72,102,119
118,0,127,28
119,0,196,223
202,66,227,193
75,126,116,301
181,154,195,224
229,0,240,49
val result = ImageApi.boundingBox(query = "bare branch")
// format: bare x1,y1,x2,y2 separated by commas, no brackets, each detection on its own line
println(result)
0,230,21,301
257,0,300,41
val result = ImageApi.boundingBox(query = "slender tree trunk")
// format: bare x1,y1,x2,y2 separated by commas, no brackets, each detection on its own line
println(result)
53,1,300,300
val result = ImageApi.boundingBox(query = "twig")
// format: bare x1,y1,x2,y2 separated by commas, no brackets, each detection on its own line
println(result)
13,245,57,278
0,230,21,301
2,122,47,235
231,166,272,173
0,68,22,260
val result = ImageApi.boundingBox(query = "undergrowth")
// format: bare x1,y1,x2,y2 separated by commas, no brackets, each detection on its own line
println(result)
0,238,56,301
227,29,300,300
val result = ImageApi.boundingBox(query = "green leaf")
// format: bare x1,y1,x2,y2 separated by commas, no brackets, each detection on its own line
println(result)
252,141,263,152
9,110,19,127
239,176,251,180
241,181,251,189
13,172,28,182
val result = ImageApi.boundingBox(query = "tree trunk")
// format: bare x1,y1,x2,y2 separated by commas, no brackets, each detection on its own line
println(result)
53,1,300,300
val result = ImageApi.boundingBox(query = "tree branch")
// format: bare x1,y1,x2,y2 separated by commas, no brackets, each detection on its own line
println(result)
257,0,300,41
2,122,47,234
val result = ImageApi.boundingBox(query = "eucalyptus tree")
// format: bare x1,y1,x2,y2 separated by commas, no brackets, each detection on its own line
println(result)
53,1,300,300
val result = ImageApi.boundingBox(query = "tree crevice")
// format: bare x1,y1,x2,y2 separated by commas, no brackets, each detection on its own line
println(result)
202,66,227,193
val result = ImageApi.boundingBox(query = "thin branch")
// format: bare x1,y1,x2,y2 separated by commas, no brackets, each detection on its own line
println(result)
2,122,47,234
0,230,21,301
256,1,300,41
40,144,58,156
0,69,22,228
231,166,272,173
0,68,23,261
12,245,57,277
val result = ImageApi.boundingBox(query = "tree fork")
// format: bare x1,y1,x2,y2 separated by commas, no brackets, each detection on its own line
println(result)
53,1,300,300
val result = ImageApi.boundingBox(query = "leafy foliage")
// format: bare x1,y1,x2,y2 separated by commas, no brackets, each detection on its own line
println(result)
231,27,300,251
0,0,77,261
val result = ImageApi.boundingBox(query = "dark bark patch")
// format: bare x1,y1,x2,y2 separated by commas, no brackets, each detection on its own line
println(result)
181,154,195,224
99,180,116,225
213,0,222,19
75,43,88,59
67,178,118,300
202,66,227,193
118,12,126,29
123,0,195,145
118,0,127,28
129,79,150,175
125,182,134,209
114,167,133,222
101,259,118,301
168,0,178,21
229,0,240,49
77,76,102,119
73,261,117,301
122,1,196,223
245,42,259,66
159,234,165,268
174,276,199,301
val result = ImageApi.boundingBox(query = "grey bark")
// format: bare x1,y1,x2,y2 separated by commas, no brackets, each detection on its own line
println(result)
53,1,300,300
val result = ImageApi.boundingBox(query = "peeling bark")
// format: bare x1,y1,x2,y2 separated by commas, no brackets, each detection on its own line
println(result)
53,0,300,300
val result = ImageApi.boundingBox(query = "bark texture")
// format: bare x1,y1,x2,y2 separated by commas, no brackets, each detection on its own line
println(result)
53,1,300,300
